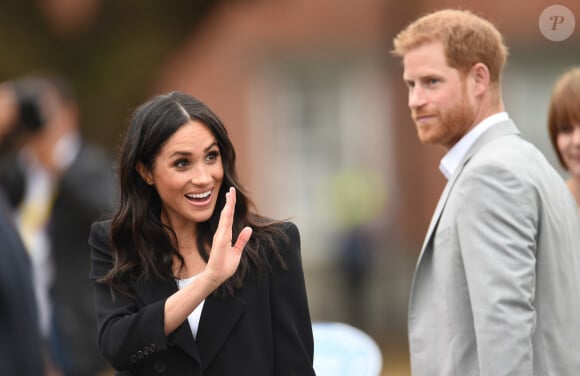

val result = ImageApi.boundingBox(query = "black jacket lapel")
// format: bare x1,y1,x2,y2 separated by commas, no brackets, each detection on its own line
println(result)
140,277,202,363
195,294,246,369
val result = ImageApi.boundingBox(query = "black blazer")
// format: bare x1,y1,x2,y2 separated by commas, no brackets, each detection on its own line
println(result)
0,190,44,375
88,220,316,376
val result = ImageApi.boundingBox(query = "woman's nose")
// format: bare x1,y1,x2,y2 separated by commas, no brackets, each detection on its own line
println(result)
572,126,580,145
190,164,211,184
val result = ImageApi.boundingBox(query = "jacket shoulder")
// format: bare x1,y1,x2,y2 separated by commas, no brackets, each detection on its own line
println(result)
88,219,113,279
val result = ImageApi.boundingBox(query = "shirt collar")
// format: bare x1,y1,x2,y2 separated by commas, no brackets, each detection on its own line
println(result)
439,112,509,179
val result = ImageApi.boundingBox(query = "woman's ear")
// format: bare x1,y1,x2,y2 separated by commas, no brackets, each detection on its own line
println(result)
136,162,154,185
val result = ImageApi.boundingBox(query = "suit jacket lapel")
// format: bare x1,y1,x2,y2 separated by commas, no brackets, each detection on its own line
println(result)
139,278,201,363
419,177,455,254
418,119,520,257
195,294,246,369
171,320,200,362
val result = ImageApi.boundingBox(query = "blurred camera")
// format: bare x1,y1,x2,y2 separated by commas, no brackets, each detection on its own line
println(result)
11,79,46,134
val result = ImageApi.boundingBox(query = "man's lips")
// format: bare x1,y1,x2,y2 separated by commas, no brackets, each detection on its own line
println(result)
413,113,437,123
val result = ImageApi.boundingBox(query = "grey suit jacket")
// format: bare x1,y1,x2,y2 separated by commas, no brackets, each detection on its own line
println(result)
408,119,580,376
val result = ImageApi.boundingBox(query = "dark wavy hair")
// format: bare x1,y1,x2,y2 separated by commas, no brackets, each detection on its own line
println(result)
99,92,286,297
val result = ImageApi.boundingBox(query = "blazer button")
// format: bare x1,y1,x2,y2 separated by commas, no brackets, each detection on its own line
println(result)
137,350,144,359
149,343,157,352
143,347,149,356
154,362,167,373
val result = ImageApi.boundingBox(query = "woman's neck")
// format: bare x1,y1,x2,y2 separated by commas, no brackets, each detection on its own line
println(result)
173,247,206,279
567,177,580,210
165,221,206,279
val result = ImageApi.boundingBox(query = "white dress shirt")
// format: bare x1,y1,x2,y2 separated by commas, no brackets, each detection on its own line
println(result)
439,112,509,180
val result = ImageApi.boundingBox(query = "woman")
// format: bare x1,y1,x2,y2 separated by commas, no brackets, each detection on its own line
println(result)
548,67,580,212
88,92,315,375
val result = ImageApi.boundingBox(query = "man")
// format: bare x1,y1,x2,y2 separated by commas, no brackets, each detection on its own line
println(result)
392,9,580,375
0,87,43,376
0,75,116,375
0,191,44,376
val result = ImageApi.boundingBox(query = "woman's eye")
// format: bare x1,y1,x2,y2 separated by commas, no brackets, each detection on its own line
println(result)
206,151,220,161
560,125,573,133
174,159,189,168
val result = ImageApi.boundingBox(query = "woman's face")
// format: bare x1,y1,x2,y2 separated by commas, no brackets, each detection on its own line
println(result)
557,122,580,177
139,120,224,229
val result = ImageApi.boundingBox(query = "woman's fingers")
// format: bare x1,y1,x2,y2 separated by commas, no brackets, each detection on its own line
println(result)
219,188,252,255
217,187,236,237
233,227,252,255
208,187,252,281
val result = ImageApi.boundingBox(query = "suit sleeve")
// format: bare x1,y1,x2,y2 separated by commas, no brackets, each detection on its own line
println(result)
60,145,117,218
88,221,169,371
270,222,316,375
455,162,537,375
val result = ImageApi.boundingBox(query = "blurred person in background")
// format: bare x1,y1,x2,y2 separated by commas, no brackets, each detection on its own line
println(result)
0,74,116,375
392,9,580,375
547,67,580,213
0,185,44,376
0,85,44,376
323,168,386,330
0,83,19,152
88,92,315,375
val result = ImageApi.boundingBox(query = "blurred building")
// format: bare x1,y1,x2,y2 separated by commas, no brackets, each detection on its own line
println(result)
152,0,402,338
144,0,580,340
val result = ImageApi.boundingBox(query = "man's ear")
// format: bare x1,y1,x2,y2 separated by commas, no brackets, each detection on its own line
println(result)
136,162,154,185
470,62,490,96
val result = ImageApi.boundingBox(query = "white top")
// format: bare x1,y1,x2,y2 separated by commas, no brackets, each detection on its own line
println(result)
439,112,509,180
14,131,82,337
15,159,54,337
176,275,205,339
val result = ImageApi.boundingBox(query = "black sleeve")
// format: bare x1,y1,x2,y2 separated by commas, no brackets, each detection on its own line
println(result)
270,222,316,375
88,221,168,371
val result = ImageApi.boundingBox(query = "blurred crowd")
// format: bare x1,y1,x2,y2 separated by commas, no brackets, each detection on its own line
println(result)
0,73,116,376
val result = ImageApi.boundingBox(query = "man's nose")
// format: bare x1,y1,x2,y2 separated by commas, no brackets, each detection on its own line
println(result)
408,86,426,109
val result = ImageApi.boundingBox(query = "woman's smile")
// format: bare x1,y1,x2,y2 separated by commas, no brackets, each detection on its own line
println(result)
185,189,213,206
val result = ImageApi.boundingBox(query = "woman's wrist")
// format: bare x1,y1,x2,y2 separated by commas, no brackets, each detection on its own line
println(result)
197,270,223,293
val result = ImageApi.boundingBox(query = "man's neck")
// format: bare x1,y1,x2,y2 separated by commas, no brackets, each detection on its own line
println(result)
472,89,505,127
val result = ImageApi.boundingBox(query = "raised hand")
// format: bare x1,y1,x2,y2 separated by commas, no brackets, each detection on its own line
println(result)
205,187,252,286
164,187,252,334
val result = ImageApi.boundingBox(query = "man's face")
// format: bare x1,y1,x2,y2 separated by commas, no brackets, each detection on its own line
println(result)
403,41,476,149
0,85,18,139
